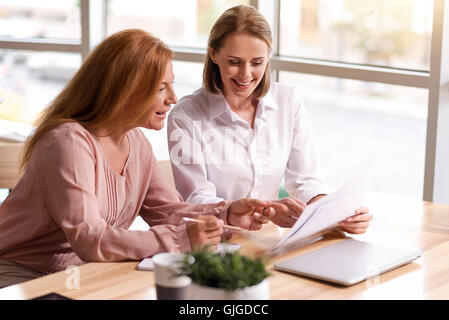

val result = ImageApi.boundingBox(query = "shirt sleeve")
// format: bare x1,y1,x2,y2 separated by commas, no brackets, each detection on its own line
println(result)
167,110,226,204
283,89,330,203
39,126,228,262
139,151,232,252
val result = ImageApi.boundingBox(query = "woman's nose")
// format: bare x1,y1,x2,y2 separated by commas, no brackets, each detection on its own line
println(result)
239,65,251,79
166,89,178,105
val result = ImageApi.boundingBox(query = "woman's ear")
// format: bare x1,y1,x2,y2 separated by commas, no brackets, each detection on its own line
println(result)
209,47,217,64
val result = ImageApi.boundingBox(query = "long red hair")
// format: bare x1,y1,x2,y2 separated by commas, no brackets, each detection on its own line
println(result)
20,29,173,172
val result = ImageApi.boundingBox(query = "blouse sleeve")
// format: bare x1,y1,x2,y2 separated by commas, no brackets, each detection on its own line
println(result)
38,126,229,262
138,150,232,244
167,110,226,204
283,89,329,203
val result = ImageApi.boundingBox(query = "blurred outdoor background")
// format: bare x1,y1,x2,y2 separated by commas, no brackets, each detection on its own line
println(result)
0,0,434,200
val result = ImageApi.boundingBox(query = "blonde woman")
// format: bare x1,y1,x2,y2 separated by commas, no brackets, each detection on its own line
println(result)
0,29,277,288
168,5,371,231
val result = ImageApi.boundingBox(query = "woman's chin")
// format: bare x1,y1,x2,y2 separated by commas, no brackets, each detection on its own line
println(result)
137,117,165,130
147,122,165,131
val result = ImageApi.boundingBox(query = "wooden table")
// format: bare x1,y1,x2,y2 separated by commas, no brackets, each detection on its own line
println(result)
0,119,33,189
1,192,449,300
0,141,23,190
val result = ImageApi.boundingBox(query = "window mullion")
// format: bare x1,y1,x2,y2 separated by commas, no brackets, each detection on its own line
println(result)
0,38,81,53
424,0,449,204
80,0,106,61
272,0,281,82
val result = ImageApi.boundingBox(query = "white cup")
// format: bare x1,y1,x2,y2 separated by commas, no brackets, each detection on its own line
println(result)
152,252,192,300
216,243,241,254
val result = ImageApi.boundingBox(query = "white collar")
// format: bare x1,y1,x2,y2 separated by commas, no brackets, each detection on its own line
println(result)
206,86,279,121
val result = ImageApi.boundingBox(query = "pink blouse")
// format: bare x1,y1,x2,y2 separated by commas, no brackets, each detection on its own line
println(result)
0,122,231,274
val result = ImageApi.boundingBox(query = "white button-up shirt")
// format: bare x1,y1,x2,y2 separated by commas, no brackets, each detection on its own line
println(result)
167,82,328,204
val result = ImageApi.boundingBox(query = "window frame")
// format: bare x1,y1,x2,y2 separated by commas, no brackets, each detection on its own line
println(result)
0,0,447,204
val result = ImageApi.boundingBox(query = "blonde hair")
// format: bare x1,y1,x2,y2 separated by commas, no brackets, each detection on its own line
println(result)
203,5,272,98
20,29,173,172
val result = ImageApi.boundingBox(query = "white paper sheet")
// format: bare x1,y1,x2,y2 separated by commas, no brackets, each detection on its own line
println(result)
275,167,370,250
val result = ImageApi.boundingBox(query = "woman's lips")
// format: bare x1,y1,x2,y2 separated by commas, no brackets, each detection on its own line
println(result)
155,110,168,119
232,78,253,89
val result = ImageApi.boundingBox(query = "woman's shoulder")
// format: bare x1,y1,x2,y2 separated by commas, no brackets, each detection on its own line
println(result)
30,122,97,170
128,127,156,157
50,121,87,133
127,127,151,147
269,82,304,107
170,87,209,118
41,121,92,146
270,82,299,98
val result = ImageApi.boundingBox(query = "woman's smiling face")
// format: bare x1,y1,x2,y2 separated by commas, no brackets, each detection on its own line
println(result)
210,33,269,102
137,60,177,131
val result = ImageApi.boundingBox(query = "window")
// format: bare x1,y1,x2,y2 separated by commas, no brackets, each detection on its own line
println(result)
280,71,427,198
0,0,81,40
279,0,433,71
0,49,81,124
106,0,249,48
0,0,447,203
172,60,203,98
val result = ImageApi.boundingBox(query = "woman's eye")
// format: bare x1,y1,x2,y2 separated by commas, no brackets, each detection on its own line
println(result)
229,61,240,65
159,87,166,91
252,61,263,66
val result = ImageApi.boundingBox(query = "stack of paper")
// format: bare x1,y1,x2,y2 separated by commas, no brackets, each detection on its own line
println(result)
274,169,370,250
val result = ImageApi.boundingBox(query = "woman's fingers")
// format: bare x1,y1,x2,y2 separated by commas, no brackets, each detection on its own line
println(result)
267,202,289,213
339,221,370,229
279,215,298,228
339,221,370,233
292,198,307,208
205,228,225,239
340,211,371,227
346,212,372,223
186,215,227,249
339,210,372,234
253,212,270,224
242,198,267,209
206,236,222,245
189,215,224,239
282,198,305,217
196,215,224,231
250,221,262,231
262,207,276,219
356,206,369,214
339,226,367,234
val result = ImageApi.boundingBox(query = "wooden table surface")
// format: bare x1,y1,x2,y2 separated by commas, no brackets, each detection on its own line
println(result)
1,192,449,300
0,141,23,190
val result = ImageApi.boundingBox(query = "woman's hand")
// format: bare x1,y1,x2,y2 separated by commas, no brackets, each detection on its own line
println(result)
338,207,372,234
262,194,325,228
268,197,306,228
228,198,277,231
186,215,224,250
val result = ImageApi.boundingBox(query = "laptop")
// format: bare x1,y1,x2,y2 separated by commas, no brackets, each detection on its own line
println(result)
273,239,421,286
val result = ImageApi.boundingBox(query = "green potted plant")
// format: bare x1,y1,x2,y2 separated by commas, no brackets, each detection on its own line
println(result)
179,247,271,300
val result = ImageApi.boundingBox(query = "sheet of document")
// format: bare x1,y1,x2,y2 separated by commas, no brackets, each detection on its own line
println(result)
275,167,370,250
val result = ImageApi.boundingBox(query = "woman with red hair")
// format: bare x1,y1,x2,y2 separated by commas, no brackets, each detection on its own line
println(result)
0,29,277,288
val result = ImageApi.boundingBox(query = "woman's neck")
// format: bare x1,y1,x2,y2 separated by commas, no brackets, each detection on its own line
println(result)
91,128,128,147
91,127,130,175
222,92,258,128
222,91,256,111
